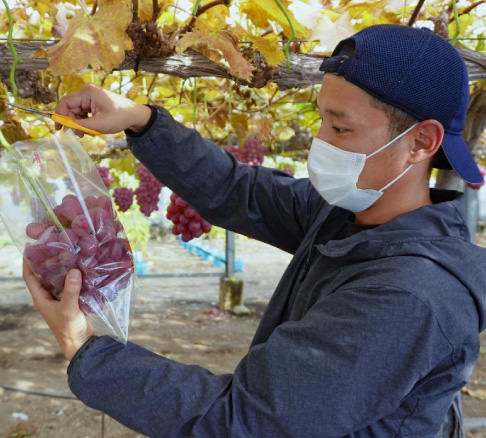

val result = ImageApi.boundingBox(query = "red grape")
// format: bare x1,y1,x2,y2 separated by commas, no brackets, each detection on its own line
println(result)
60,195,83,221
71,214,93,237
26,223,49,240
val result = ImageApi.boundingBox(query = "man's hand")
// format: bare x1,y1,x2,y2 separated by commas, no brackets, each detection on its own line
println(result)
55,83,152,137
23,260,94,361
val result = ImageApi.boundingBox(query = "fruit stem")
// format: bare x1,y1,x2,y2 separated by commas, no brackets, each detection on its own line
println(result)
273,0,295,71
1,0,21,97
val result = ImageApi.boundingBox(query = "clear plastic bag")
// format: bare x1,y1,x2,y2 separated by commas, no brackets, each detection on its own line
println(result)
0,130,134,343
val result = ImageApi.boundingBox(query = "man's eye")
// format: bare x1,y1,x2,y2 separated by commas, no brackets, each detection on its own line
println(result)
332,126,347,133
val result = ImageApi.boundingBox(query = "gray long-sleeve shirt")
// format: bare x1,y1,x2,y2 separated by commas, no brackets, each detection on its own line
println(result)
68,106,486,437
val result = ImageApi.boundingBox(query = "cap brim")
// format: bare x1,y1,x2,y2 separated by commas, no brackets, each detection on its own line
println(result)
441,132,483,184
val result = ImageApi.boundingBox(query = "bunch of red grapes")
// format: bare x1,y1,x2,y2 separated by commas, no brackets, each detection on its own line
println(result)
113,188,134,212
135,164,164,216
112,164,163,216
166,193,212,242
24,194,133,314
96,165,114,189
223,137,267,166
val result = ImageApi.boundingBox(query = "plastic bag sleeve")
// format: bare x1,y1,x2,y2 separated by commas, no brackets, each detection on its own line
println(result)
67,286,453,438
125,105,324,254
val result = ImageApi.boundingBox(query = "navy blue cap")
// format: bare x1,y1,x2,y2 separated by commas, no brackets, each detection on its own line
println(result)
319,24,483,185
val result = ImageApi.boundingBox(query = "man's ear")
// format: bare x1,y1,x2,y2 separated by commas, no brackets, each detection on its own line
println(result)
410,120,444,164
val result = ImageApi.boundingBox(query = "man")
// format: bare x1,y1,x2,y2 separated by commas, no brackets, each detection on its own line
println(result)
23,24,486,437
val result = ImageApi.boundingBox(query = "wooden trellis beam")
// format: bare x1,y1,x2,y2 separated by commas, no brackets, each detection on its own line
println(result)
1,41,485,90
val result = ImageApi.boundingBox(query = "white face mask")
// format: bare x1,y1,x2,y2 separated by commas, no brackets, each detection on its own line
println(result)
307,123,418,212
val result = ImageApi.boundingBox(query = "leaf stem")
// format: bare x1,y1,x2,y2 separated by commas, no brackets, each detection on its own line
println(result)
1,0,22,96
451,0,460,45
192,0,202,16
273,0,295,71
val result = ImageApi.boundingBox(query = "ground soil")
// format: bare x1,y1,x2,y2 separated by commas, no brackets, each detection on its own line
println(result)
0,237,485,438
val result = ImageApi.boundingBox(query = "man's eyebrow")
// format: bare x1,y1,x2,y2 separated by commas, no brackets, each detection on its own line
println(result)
324,108,349,119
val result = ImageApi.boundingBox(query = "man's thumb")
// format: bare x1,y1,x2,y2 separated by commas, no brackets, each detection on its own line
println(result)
61,269,82,313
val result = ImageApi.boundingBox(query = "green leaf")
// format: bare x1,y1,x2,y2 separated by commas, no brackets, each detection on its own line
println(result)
476,33,485,53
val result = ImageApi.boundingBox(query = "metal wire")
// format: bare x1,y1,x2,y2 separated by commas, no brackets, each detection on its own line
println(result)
0,383,76,399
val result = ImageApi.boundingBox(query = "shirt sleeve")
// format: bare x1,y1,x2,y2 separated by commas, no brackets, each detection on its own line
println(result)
67,286,452,438
125,105,324,254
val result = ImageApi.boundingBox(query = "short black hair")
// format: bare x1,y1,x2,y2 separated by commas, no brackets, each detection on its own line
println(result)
367,95,419,140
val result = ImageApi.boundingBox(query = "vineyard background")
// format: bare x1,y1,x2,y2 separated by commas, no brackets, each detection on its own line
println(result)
1,0,486,436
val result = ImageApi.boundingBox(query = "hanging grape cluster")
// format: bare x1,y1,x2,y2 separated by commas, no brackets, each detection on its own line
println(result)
167,193,212,242
134,163,164,216
223,137,267,166
96,165,114,189
112,163,164,217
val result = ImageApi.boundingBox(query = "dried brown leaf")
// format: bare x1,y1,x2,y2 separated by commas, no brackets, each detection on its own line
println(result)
46,0,133,75
176,30,254,81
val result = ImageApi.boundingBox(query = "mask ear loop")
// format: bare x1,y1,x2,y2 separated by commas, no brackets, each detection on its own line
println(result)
366,123,419,159
379,163,414,192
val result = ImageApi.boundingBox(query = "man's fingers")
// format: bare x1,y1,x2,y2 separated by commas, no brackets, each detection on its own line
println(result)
60,269,83,316
22,259,55,304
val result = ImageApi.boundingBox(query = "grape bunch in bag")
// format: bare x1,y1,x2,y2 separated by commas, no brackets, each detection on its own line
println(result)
166,193,212,242
24,194,133,314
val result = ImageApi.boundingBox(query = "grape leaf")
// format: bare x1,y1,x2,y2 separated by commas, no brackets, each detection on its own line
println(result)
82,135,107,154
240,0,309,39
176,30,254,81
255,116,275,142
195,5,230,31
345,1,401,26
34,0,54,15
249,34,285,67
230,113,248,142
45,0,133,75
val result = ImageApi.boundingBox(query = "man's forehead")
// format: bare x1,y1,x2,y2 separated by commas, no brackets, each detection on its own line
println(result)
317,74,381,122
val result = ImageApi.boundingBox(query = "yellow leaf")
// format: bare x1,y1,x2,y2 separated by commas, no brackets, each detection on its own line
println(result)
45,0,133,75
35,0,53,15
27,124,51,139
249,34,285,66
81,135,107,154
345,1,401,25
176,30,254,81
109,151,137,173
230,113,248,142
59,73,88,96
240,0,309,39
134,94,149,104
195,5,229,31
